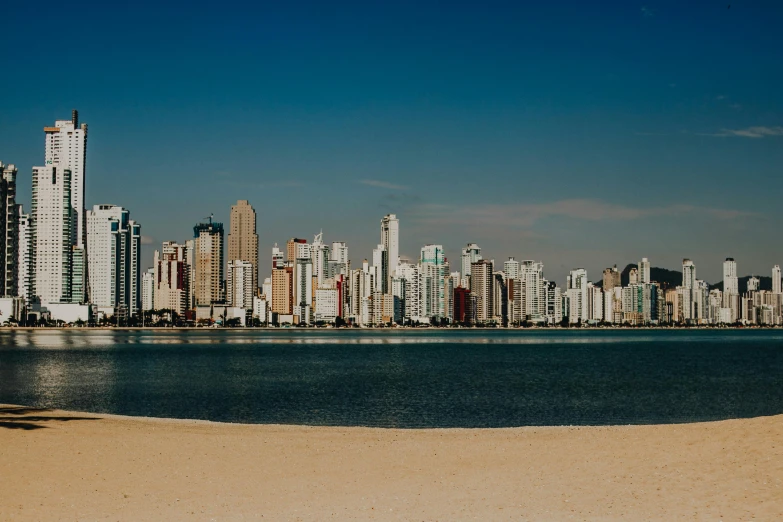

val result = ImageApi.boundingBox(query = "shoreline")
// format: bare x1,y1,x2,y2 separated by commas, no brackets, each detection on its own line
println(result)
3,325,780,331
2,404,781,520
5,403,777,430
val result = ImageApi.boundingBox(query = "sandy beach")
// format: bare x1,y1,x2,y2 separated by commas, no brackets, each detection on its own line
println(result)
1,405,781,521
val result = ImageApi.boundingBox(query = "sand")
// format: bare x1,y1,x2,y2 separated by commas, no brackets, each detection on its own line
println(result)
1,406,781,521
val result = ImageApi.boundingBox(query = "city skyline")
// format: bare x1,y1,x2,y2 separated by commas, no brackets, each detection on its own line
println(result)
2,2,782,284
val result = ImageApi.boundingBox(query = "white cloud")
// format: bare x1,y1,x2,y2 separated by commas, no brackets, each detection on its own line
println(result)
140,235,155,245
641,6,655,17
359,179,408,190
706,126,783,138
410,199,752,230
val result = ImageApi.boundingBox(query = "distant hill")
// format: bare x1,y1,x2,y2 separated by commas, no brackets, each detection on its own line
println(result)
595,264,772,293
711,276,772,294
594,264,682,289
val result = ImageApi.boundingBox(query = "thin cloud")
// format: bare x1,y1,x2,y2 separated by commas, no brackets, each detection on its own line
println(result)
140,235,155,245
703,126,783,138
641,6,655,17
411,199,754,230
714,95,727,101
359,179,408,190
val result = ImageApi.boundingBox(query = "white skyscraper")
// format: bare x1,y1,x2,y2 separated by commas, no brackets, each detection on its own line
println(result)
141,268,155,312
460,243,482,280
420,244,446,320
503,258,520,280
639,258,651,284
566,268,588,323
44,111,87,248
380,214,399,289
31,165,76,303
227,259,255,309
773,265,781,294
330,241,349,264
682,259,696,289
86,205,142,316
372,244,387,293
723,258,738,296
310,231,330,286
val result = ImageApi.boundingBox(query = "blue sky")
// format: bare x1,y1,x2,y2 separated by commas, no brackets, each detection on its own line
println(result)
2,0,782,284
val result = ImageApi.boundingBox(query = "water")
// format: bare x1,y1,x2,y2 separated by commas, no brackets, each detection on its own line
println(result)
1,329,782,428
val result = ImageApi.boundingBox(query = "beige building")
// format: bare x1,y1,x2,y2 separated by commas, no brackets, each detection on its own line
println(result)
470,260,494,323
193,221,224,306
227,200,258,306
271,266,293,314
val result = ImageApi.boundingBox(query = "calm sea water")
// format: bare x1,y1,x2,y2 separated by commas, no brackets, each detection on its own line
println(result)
1,329,782,428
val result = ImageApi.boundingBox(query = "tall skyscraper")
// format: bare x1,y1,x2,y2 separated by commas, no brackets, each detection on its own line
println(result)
310,231,330,286
380,214,399,289
271,266,293,315
470,260,494,322
227,200,258,304
31,165,76,303
460,243,482,280
503,258,520,280
86,205,142,316
286,238,307,263
566,268,588,323
227,259,254,309
193,220,224,306
602,266,621,291
420,244,446,320
17,206,31,301
682,259,696,289
0,162,18,296
141,267,155,312
723,258,738,295
639,258,651,284
773,265,781,294
44,111,87,248
372,244,388,293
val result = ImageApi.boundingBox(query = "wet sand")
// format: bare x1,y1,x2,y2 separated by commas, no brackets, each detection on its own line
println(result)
1,405,781,520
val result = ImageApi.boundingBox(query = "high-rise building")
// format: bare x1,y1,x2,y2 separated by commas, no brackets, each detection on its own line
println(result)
460,243,481,282
380,214,399,289
330,242,348,264
286,238,307,263
470,260,494,323
773,265,781,294
503,258,520,280
310,231,330,286
0,162,18,297
86,204,142,316
372,244,387,293
639,258,651,284
420,244,446,320
602,266,621,291
227,200,258,301
227,259,254,309
723,258,738,295
17,206,31,301
271,266,293,315
682,259,696,289
628,267,639,285
141,267,155,312
153,241,189,315
566,268,588,323
44,111,87,248
31,165,76,303
519,260,545,321
193,220,224,305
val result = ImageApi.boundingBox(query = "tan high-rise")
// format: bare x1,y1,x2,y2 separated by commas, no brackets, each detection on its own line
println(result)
227,200,259,306
194,221,224,306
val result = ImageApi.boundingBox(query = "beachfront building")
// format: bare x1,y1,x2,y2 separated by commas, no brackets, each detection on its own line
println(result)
1,162,19,297
226,200,258,305
86,205,142,316
193,220,224,306
31,165,77,304
153,241,190,316
227,259,254,310
380,214,399,290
